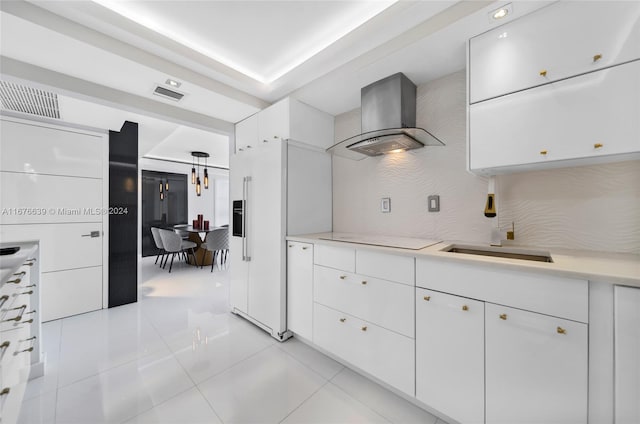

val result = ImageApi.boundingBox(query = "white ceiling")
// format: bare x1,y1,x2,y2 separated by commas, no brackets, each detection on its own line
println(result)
0,0,553,166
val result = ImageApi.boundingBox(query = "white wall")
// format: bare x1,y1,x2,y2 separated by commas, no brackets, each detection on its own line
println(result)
333,71,640,254
140,157,229,227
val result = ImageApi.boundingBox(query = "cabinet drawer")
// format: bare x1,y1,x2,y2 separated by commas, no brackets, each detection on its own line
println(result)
41,266,102,322
314,244,355,272
485,303,588,423
469,1,640,103
356,250,414,285
313,302,414,395
416,258,588,322
314,265,414,337
470,60,640,173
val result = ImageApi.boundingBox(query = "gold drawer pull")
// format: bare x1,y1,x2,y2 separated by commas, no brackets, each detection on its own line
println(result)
13,347,33,356
288,244,293,247
539,70,547,77
20,336,36,342
540,150,548,155
339,275,346,280
557,327,567,335
0,295,8,308
0,341,9,352
18,291,34,296
499,313,507,320
593,54,602,62
361,326,367,332
423,296,431,301
302,247,308,250
13,271,26,277
0,388,9,396
339,318,346,323
23,262,35,267
361,281,367,285
6,278,21,284
462,305,469,311
594,143,603,149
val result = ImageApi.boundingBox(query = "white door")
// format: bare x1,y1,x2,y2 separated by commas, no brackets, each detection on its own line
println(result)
416,289,484,424
614,286,640,424
485,303,588,424
246,140,285,334
229,150,251,314
286,242,313,339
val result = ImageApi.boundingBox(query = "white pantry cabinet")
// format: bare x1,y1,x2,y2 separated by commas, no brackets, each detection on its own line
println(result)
235,97,334,153
469,1,640,104
416,289,484,424
485,303,588,424
614,286,640,424
287,242,313,340
470,60,640,173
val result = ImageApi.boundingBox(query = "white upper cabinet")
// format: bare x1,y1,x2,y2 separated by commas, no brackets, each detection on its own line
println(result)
235,98,334,154
470,60,640,172
468,1,640,174
469,1,640,104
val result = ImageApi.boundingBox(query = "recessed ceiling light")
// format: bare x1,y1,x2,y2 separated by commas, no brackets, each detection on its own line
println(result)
165,78,181,88
489,3,513,21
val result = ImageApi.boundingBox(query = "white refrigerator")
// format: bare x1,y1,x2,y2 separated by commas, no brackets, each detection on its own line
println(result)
230,139,331,340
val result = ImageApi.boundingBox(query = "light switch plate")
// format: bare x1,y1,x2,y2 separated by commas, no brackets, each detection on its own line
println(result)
428,195,440,212
381,197,391,213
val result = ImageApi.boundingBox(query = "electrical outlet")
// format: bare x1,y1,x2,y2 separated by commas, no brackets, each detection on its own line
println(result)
428,195,440,212
381,197,391,213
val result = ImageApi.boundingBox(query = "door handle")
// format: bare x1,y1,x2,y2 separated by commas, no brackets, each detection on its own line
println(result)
244,176,252,262
81,231,100,238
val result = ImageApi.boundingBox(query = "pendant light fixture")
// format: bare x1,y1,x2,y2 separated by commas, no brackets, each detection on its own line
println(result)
191,151,210,196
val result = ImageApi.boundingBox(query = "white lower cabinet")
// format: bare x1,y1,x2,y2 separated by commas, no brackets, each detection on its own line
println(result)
287,242,313,339
614,285,640,424
313,302,414,395
485,303,588,424
416,289,484,424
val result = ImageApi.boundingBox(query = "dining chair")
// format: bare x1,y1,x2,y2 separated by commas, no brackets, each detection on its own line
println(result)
201,227,229,271
158,229,197,273
150,227,165,266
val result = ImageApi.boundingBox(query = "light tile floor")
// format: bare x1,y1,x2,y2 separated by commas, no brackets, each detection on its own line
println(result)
18,256,446,424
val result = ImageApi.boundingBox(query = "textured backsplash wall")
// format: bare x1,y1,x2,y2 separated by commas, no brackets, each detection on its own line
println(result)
332,71,640,254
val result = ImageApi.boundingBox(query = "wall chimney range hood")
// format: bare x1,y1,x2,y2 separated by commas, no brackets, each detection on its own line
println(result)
328,73,444,160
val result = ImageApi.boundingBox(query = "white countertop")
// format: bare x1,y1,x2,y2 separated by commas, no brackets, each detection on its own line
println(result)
287,232,640,287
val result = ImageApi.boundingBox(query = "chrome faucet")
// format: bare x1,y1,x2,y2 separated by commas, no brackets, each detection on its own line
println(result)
491,222,515,247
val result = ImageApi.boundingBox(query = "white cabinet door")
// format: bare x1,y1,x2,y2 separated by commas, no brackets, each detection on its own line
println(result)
287,242,313,339
470,60,640,173
235,113,258,153
246,140,285,333
229,150,251,314
416,289,484,424
485,304,588,424
41,266,102,321
614,286,640,424
258,99,289,143
469,1,640,103
313,302,415,396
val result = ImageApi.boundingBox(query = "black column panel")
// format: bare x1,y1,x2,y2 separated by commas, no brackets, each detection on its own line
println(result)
109,121,138,307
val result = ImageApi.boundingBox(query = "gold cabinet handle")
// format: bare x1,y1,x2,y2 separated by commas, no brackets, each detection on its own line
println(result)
274,135,278,139
423,295,431,301
288,244,293,247
18,290,34,296
462,305,469,311
6,278,21,285
0,295,8,308
13,347,33,356
339,318,346,323
593,54,602,62
339,275,346,280
540,150,548,155
539,70,547,77
594,143,603,149
361,326,367,332
557,326,567,335
0,388,9,396
499,313,507,320
361,281,367,285
302,246,308,250
13,271,26,277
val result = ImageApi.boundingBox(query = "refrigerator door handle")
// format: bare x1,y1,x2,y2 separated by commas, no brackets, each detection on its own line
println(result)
244,176,252,261
242,177,246,261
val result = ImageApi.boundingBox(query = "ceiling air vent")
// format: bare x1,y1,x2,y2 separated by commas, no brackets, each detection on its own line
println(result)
153,85,184,101
0,81,60,119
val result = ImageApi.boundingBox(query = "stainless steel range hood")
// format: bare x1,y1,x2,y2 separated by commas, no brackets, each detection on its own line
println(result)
328,73,444,160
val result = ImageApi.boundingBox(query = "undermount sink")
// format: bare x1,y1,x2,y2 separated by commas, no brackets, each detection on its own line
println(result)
442,244,553,263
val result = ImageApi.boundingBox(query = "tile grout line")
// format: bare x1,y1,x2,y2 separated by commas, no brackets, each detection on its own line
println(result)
277,379,332,424
273,340,345,382
52,318,64,424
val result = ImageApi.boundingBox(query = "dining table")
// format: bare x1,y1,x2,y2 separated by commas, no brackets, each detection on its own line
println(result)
172,225,224,266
